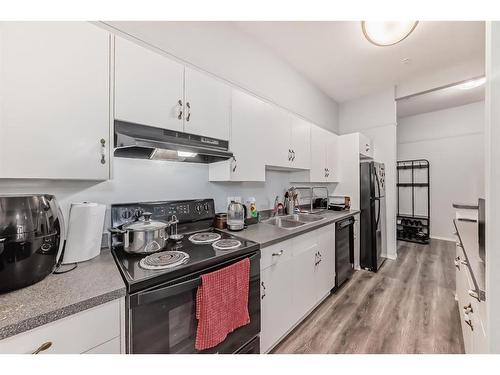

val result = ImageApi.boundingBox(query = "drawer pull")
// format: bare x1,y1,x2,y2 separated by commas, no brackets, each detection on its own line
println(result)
272,250,284,257
32,341,52,354
468,290,480,301
463,303,473,314
464,316,474,331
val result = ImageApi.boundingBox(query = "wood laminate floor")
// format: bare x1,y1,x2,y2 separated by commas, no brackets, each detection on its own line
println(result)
272,239,465,354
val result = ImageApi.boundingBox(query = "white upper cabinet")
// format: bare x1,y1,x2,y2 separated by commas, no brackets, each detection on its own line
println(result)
326,131,339,182
309,125,329,182
114,36,184,131
291,124,339,183
0,22,111,180
264,108,311,170
264,105,292,168
290,117,311,170
184,67,231,140
358,132,373,159
209,89,265,181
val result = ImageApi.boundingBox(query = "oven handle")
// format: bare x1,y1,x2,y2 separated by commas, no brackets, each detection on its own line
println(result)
133,277,202,307
131,251,260,307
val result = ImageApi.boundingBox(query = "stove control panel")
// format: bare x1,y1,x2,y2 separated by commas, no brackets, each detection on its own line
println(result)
111,199,216,228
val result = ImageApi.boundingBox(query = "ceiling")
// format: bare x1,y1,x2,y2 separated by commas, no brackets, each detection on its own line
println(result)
233,21,485,103
397,83,485,118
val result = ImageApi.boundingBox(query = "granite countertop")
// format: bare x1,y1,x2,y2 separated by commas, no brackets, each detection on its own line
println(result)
454,219,485,300
0,250,126,340
229,210,359,247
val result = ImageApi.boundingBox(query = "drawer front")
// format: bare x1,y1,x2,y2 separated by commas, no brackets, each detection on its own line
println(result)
0,298,122,354
292,230,321,257
84,337,121,354
261,239,293,270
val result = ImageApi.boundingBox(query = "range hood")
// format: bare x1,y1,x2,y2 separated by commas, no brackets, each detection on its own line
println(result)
114,120,233,163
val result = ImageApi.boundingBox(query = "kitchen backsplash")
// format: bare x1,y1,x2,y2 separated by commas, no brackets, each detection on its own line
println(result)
0,158,336,227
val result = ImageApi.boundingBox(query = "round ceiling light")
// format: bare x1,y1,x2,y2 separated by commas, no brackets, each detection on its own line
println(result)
362,21,419,46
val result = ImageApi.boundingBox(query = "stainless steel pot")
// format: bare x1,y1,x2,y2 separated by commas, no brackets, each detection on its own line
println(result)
109,212,170,254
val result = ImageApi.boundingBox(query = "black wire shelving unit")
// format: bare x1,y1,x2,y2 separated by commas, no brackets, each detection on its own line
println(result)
397,159,430,244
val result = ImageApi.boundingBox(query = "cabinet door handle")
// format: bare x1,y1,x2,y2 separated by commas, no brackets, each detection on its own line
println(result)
292,150,295,161
100,138,106,164
468,289,480,301
232,156,237,173
454,256,460,269
186,101,191,122
288,149,292,161
177,99,183,120
460,259,468,266
463,303,473,314
261,281,266,300
465,318,474,331
32,341,52,354
272,250,284,257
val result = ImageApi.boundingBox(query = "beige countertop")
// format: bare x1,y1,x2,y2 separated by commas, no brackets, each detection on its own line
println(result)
0,249,126,340
227,210,359,248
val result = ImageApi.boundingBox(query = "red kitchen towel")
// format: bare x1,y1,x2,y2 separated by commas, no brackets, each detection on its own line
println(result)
195,258,251,351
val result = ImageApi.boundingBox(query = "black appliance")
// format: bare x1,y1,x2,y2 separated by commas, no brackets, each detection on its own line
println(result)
0,194,63,294
478,198,485,262
334,216,354,289
114,120,233,163
360,161,387,272
111,199,260,354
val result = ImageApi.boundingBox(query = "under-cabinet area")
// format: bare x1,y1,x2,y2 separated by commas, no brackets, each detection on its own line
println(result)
0,18,498,359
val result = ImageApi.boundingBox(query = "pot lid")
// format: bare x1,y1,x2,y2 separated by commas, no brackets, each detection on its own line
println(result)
123,212,168,231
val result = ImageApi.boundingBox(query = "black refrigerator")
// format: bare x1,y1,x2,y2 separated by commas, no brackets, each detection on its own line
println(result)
360,161,387,272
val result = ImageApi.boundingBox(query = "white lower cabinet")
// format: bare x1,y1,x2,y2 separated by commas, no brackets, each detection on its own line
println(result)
455,242,487,353
0,298,124,354
260,240,294,353
260,224,335,353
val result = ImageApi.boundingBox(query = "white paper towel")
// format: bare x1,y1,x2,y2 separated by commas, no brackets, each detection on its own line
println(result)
62,202,106,264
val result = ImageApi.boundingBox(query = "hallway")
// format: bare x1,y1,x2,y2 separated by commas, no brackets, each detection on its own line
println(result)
273,239,464,354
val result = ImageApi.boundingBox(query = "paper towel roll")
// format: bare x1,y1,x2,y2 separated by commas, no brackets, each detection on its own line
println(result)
62,202,106,264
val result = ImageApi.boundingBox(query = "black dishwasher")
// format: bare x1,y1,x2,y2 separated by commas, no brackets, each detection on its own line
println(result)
334,216,355,290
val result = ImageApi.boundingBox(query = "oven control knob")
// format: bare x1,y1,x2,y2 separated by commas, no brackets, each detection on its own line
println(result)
195,204,202,213
204,203,210,211
121,210,132,219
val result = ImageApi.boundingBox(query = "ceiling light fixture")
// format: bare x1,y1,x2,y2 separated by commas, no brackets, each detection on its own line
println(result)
362,21,419,47
454,77,486,90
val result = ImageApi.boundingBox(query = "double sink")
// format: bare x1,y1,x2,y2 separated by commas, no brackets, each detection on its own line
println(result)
262,213,325,230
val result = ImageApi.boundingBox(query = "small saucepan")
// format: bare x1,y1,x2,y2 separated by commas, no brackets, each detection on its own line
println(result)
109,212,171,254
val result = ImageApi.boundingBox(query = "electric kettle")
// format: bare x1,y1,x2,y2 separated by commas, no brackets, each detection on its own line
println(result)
227,201,247,231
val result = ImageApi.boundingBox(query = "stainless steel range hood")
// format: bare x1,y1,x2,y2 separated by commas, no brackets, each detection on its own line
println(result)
114,120,233,163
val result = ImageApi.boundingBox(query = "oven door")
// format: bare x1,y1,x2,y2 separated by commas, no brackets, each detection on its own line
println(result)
127,251,261,354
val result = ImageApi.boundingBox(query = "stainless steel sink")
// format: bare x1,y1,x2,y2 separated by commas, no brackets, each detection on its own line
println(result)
290,213,325,223
262,213,325,230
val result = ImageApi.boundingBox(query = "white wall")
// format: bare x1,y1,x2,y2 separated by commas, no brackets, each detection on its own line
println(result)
337,88,398,259
485,21,500,353
101,21,339,133
338,88,396,134
397,101,485,241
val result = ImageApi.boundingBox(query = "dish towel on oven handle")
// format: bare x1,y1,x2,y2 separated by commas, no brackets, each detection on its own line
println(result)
195,257,251,351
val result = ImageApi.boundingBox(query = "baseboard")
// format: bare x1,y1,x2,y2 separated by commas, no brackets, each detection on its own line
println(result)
430,235,455,242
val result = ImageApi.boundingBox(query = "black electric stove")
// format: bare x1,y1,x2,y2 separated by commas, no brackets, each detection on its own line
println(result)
110,199,261,354
110,199,260,293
